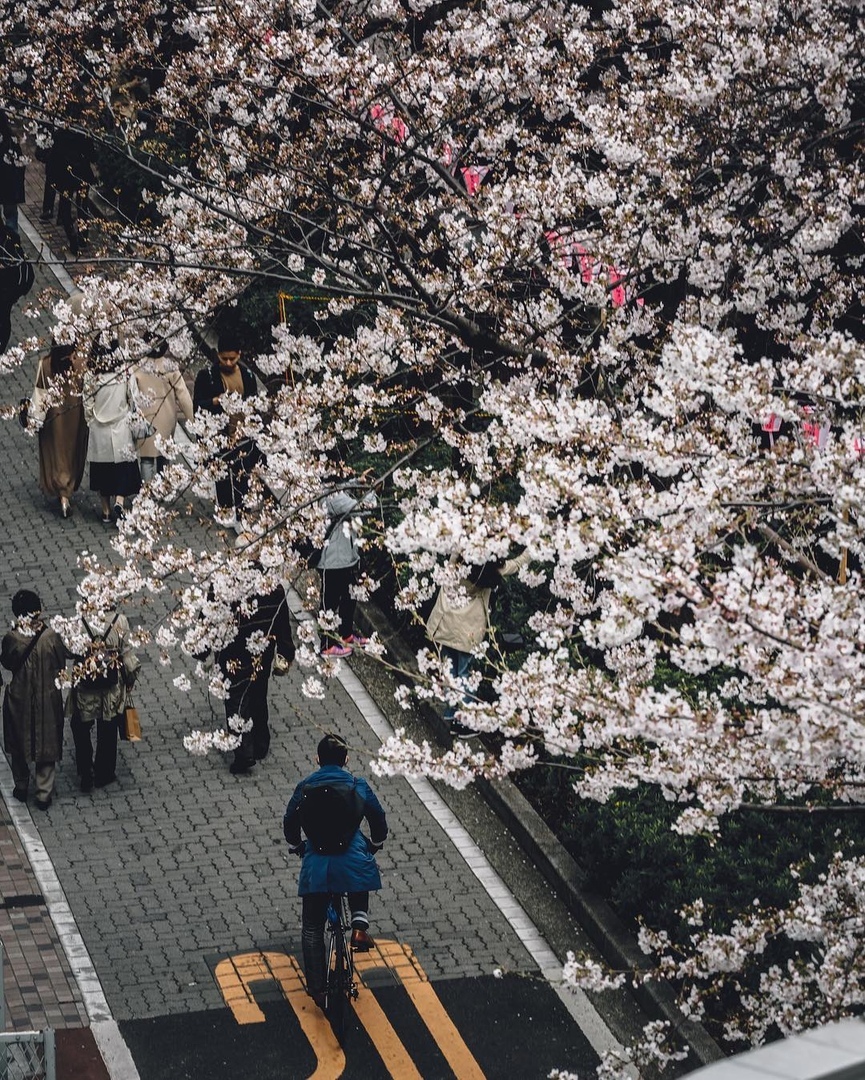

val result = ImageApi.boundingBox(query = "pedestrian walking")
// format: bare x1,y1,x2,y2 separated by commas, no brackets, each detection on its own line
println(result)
313,468,379,657
69,608,140,791
283,732,388,1008
0,110,25,234
0,222,34,354
1,590,68,810
133,339,193,481
32,343,89,517
82,360,142,523
426,548,530,735
40,124,95,257
193,330,261,519
219,546,295,775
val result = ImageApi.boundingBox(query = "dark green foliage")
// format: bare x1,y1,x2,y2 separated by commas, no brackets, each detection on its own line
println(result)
516,764,865,939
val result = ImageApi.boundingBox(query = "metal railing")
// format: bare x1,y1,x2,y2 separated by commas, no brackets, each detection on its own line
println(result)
0,943,56,1080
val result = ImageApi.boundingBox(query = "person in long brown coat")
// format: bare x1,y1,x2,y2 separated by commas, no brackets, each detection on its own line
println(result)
34,343,89,518
1,589,68,810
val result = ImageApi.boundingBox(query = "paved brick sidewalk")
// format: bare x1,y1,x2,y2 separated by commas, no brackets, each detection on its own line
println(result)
0,801,87,1032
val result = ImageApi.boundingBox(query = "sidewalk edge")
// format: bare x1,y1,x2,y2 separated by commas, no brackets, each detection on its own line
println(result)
1,211,141,1080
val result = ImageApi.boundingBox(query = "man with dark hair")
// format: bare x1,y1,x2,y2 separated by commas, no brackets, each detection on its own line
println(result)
0,110,25,235
1,590,68,809
283,733,388,1008
40,123,95,257
193,329,262,518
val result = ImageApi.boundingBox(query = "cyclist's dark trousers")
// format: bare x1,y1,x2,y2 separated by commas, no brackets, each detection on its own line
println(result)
301,892,369,995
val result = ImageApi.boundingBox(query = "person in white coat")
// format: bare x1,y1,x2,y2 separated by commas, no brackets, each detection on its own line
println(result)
426,549,530,734
82,363,141,523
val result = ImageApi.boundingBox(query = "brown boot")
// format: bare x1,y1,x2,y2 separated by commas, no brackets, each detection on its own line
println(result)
350,928,373,952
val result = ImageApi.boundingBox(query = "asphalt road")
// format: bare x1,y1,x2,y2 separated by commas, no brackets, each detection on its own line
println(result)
121,970,598,1079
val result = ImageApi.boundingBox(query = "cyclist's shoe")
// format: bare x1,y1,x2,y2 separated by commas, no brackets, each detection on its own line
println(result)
309,990,326,1010
350,928,373,952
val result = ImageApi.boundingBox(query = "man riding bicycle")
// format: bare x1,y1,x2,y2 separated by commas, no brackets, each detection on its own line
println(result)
283,732,388,1008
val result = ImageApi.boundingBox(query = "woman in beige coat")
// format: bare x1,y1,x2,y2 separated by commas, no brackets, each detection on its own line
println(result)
426,549,530,734
133,345,193,481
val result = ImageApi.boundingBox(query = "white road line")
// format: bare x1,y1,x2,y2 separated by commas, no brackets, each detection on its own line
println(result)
2,218,140,1080
17,210,77,296
0,757,141,1080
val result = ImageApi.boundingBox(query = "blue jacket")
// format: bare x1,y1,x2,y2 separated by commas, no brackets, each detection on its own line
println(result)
283,764,388,896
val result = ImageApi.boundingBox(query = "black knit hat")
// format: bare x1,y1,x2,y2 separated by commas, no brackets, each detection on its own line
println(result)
12,589,41,617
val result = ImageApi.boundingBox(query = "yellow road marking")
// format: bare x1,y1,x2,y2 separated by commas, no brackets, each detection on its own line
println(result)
357,942,486,1080
214,942,486,1080
214,951,345,1078
283,955,346,1080
352,978,424,1080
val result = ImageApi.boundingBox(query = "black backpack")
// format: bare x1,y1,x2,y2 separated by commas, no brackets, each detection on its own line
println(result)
298,780,365,855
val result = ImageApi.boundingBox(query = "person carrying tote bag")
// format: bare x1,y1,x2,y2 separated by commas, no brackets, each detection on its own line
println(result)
69,608,140,791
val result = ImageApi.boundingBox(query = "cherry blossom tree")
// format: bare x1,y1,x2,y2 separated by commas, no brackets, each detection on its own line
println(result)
2,0,865,1061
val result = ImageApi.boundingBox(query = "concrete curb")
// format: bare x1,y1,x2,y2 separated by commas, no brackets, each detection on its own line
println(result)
356,599,725,1071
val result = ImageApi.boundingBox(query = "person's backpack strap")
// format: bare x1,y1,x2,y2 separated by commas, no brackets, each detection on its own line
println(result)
16,625,46,672
83,612,120,644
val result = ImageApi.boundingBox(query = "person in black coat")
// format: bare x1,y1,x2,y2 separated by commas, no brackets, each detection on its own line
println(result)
0,111,25,235
193,330,262,517
218,572,295,775
40,125,95,256
0,224,34,353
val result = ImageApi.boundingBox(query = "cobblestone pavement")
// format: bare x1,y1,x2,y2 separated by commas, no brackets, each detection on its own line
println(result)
0,152,604,1073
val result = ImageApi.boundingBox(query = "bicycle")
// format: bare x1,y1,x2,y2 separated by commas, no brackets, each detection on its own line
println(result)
324,892,358,1042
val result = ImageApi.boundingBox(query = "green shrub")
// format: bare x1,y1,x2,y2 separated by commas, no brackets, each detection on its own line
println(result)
516,763,865,938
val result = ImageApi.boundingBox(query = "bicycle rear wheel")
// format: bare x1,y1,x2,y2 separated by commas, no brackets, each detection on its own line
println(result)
326,922,349,1042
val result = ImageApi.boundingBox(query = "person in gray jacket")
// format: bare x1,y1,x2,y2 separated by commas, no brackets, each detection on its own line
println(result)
69,609,140,791
314,473,379,657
